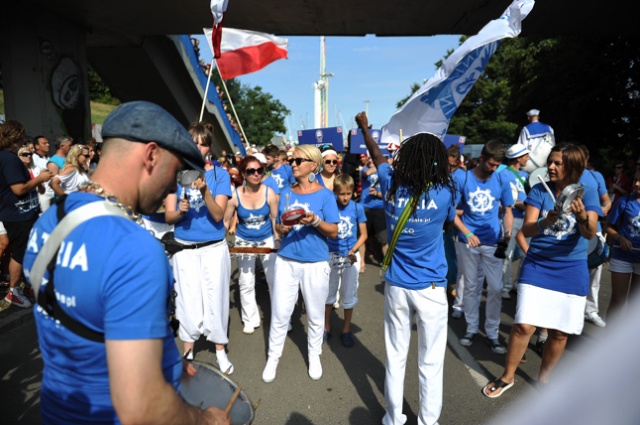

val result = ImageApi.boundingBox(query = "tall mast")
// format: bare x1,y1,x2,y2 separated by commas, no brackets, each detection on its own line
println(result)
314,36,333,128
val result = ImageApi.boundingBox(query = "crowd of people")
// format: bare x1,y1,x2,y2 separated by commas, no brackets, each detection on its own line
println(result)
2,103,639,424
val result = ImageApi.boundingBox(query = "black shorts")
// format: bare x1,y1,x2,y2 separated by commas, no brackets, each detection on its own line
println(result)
364,208,388,245
3,218,37,264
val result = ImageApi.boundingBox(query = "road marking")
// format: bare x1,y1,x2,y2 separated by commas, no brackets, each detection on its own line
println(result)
447,327,491,387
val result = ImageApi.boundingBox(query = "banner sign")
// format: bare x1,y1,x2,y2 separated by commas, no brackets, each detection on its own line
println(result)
443,134,466,150
297,127,344,151
348,129,391,156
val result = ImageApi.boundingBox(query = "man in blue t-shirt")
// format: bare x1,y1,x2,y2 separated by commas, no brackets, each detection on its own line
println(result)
454,141,514,354
264,144,295,191
22,102,230,424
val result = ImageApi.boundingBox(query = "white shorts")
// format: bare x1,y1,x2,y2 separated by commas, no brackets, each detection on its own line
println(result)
0,222,6,236
515,284,586,335
608,257,640,275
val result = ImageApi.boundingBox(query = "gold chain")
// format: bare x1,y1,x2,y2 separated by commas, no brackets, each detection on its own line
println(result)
78,181,142,223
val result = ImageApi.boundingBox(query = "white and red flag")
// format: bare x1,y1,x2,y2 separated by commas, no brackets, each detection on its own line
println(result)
204,28,288,80
209,0,229,58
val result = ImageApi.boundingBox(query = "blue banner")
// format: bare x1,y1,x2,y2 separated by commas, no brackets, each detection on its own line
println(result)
443,134,466,150
297,127,344,151
348,128,391,156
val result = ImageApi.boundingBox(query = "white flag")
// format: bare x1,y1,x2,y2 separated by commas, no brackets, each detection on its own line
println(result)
381,0,535,144
210,0,228,27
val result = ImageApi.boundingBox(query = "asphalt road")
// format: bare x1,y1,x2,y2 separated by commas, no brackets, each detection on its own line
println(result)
0,259,611,424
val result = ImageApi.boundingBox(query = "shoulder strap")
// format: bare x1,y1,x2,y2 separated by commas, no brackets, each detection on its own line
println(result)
380,191,422,273
506,166,526,187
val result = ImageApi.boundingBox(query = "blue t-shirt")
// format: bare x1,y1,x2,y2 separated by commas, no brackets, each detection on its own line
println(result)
235,186,273,241
277,186,340,262
262,175,281,195
500,167,527,219
327,200,367,252
455,170,514,244
360,166,384,209
270,164,295,191
378,162,456,289
174,166,232,242
608,194,640,263
48,154,66,170
0,150,40,222
23,192,181,424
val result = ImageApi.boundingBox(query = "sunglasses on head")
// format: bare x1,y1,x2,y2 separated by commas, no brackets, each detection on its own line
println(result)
324,159,338,165
20,153,32,157
289,158,314,166
245,167,265,175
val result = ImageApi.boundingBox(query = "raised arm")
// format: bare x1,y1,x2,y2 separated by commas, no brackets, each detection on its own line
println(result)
355,112,387,168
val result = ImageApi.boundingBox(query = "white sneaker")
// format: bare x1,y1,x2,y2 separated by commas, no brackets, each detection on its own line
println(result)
287,321,293,332
308,355,322,380
262,357,279,383
243,324,255,334
216,350,234,375
501,289,512,300
585,312,606,328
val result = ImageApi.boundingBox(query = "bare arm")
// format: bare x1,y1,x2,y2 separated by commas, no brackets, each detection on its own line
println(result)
49,176,65,197
223,194,238,234
267,187,280,239
516,229,529,254
11,170,52,197
502,206,514,238
606,218,633,250
600,193,612,216
164,193,188,225
453,215,480,247
298,212,338,238
351,222,368,254
107,339,229,425
355,112,387,168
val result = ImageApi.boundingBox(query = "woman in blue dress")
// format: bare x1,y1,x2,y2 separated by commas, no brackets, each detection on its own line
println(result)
483,143,600,397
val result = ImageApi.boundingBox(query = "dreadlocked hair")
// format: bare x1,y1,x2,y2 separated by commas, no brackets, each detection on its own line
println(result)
386,133,455,215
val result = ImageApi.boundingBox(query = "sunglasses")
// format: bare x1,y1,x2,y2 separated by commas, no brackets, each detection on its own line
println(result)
245,167,265,175
19,153,32,157
289,158,314,166
324,160,338,165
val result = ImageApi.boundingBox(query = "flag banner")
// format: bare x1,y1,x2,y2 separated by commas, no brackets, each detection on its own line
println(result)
443,134,466,149
381,0,535,145
349,129,390,155
209,0,228,58
204,28,288,80
297,127,344,151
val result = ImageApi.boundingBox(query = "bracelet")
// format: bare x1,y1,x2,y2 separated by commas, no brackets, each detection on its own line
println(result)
311,215,322,227
577,217,588,224
537,217,545,231
465,232,474,238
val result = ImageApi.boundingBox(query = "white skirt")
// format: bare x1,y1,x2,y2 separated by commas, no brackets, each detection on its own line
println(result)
515,284,586,335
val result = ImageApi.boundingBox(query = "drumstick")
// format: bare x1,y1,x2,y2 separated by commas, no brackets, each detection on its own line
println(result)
225,386,242,414
537,175,556,203
228,247,277,254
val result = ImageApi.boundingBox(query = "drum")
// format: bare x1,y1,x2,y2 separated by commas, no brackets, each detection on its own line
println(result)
281,208,306,226
523,137,554,173
178,170,203,187
555,184,584,214
528,167,548,189
180,361,255,425
587,234,610,269
330,251,353,271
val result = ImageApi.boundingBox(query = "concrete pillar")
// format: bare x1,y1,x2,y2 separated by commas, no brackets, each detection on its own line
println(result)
1,4,90,146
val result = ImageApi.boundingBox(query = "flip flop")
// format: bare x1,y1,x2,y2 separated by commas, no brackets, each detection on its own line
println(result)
482,379,514,398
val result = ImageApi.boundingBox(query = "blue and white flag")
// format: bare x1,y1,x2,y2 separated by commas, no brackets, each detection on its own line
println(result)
381,0,535,145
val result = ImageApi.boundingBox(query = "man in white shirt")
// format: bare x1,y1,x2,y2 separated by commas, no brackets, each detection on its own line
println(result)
32,136,53,212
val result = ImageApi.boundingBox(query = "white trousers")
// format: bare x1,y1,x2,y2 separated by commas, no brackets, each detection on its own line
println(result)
173,240,231,344
326,252,361,309
585,264,602,315
456,241,503,339
452,244,484,312
502,216,526,291
267,256,330,359
383,283,448,425
235,235,275,327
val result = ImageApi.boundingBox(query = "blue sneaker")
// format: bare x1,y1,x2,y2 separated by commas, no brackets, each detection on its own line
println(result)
341,332,355,348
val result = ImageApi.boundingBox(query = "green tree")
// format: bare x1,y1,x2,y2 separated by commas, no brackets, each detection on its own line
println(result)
212,74,289,146
87,67,120,105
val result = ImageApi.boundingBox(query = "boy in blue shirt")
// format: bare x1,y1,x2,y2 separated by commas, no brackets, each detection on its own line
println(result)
324,174,368,347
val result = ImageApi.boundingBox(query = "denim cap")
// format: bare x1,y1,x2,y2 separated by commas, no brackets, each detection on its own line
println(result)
101,101,205,172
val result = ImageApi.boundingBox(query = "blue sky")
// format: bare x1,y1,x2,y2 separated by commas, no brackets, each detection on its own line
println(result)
195,34,461,139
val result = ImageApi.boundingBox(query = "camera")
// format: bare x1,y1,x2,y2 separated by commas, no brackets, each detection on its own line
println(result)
494,238,508,259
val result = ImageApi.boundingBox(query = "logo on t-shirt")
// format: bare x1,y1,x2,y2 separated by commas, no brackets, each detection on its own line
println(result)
337,214,354,239
272,173,285,189
628,212,640,238
186,188,206,213
245,212,267,230
543,211,576,240
468,187,496,214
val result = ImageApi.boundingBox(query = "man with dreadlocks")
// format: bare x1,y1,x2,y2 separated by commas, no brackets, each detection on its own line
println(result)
356,113,456,425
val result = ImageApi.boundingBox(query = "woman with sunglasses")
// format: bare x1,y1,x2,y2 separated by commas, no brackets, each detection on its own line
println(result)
17,146,41,187
317,145,340,191
49,144,90,196
262,144,339,383
224,155,279,335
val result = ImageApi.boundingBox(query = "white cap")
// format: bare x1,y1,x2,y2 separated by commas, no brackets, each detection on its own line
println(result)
252,152,267,164
506,144,530,159
526,109,540,117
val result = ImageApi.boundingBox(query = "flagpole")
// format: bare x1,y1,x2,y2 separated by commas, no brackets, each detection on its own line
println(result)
199,68,213,122
214,59,249,146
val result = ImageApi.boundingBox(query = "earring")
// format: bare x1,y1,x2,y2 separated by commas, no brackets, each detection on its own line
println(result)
309,173,316,183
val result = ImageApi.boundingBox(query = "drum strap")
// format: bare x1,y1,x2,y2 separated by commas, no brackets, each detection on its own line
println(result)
380,192,422,273
506,166,527,190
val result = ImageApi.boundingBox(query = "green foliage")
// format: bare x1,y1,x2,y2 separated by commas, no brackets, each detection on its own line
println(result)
212,73,290,146
396,35,640,168
87,67,120,105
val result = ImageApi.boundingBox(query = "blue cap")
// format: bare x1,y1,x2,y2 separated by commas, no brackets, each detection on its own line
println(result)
101,101,205,172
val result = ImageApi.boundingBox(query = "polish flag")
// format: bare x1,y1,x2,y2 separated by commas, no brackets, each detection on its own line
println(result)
204,28,288,80
209,0,228,58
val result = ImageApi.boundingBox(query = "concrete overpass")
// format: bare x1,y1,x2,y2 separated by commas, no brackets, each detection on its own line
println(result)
1,0,634,153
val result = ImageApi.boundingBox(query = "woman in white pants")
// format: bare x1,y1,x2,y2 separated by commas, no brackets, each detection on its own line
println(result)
224,155,279,335
261,144,339,383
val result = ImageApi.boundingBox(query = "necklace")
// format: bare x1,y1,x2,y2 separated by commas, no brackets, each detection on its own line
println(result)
78,181,142,222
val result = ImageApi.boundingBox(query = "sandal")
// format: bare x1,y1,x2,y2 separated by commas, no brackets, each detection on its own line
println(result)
482,378,514,398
